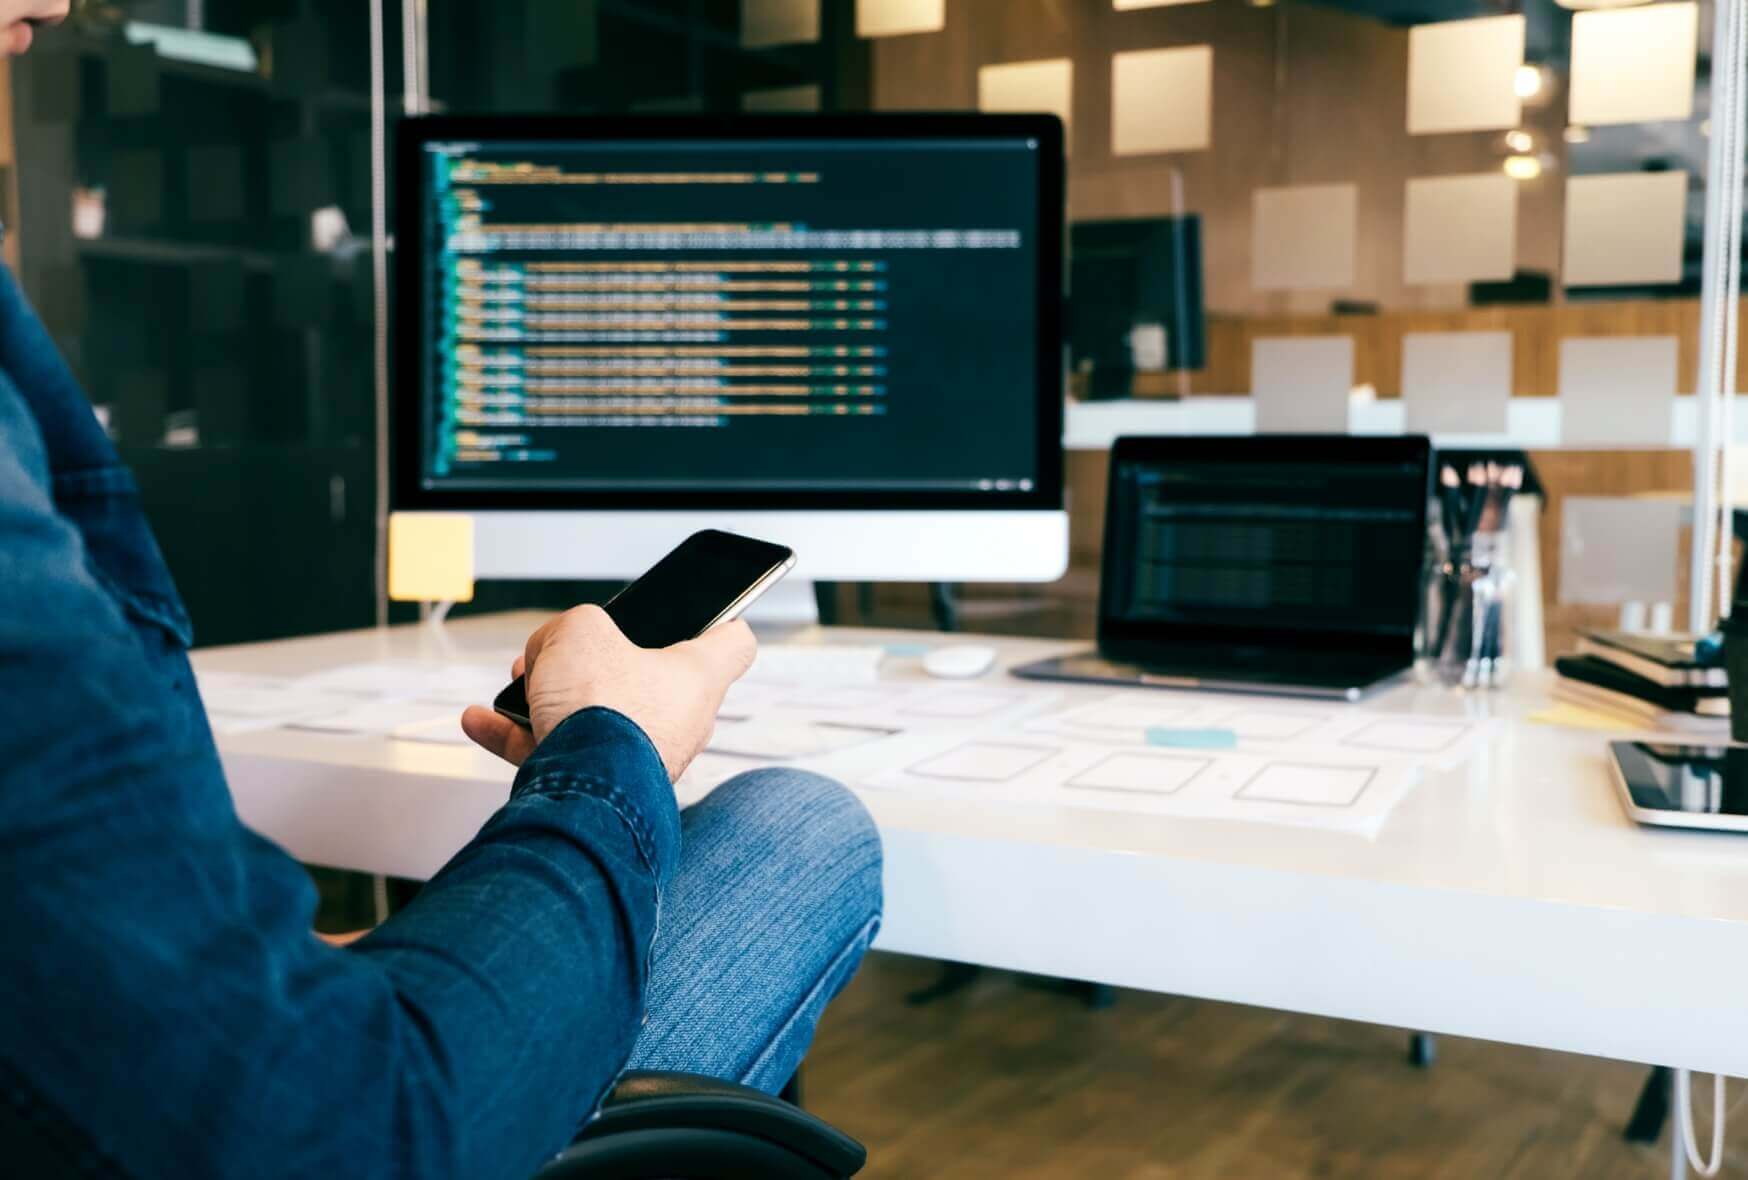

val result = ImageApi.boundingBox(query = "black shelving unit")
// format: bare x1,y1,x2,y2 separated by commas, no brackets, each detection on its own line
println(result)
11,5,380,645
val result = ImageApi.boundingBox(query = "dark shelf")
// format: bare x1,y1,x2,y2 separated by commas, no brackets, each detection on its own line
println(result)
77,235,289,269
51,28,271,91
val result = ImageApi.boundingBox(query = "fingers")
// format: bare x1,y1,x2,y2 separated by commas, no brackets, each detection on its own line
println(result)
461,705,536,767
677,618,757,682
511,653,526,678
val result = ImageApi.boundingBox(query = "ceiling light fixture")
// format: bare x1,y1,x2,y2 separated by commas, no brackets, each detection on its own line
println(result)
1514,64,1544,99
1503,154,1543,180
1505,129,1534,152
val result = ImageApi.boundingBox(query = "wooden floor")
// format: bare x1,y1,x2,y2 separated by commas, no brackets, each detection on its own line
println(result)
806,952,1741,1179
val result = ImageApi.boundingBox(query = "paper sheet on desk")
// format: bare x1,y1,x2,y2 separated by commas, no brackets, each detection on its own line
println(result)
196,672,368,733
1026,693,1489,770
746,645,885,685
294,661,506,705
863,733,1423,837
707,718,896,760
748,682,1061,732
290,699,461,736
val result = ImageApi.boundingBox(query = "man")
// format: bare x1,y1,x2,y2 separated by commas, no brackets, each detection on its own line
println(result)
0,5,883,1177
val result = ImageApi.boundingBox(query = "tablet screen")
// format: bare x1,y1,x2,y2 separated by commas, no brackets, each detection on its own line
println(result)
1611,741,1748,816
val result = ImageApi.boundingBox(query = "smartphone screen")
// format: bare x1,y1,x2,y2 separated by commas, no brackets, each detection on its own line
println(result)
605,530,795,648
493,530,794,727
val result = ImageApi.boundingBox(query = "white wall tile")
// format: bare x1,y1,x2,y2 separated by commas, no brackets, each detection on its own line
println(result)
740,0,818,49
1403,173,1517,285
1252,337,1354,433
1570,2,1698,126
1558,497,1680,606
1112,46,1213,155
1563,171,1689,287
1401,332,1513,434
1558,336,1679,446
1252,184,1357,291
1407,15,1523,134
979,58,1073,136
856,0,945,38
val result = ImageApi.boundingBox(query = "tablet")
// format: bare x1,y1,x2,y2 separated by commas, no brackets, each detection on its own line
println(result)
1609,740,1748,832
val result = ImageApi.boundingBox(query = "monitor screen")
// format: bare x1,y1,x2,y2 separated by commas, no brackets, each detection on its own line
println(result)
394,115,1063,510
1069,216,1205,397
1098,437,1431,661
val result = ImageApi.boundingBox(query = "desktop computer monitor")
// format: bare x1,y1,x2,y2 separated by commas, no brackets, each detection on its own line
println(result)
392,114,1068,595
1068,216,1206,400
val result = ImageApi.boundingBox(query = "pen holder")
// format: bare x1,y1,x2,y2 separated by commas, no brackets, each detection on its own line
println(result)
1432,533,1515,690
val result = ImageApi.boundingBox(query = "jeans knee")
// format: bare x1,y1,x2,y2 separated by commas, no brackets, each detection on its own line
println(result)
712,767,883,929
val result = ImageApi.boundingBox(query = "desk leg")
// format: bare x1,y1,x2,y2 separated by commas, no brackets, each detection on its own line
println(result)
1626,1065,1672,1144
905,961,982,1005
929,583,959,633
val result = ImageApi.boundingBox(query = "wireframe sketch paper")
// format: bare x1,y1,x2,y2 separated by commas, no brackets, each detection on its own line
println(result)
1025,693,1487,769
865,734,1423,837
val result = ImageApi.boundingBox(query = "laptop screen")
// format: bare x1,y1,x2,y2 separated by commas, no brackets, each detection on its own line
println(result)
1098,436,1431,666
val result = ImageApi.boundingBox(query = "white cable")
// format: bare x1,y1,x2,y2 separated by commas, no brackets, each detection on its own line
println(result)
368,0,390,629
1716,0,1747,615
1676,1069,1727,1177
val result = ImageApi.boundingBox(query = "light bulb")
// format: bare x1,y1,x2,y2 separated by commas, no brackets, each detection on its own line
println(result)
1503,154,1542,181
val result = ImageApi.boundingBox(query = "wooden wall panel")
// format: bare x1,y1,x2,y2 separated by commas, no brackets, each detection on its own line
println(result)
1163,299,1733,398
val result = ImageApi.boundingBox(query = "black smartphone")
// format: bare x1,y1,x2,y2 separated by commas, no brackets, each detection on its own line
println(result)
492,529,796,728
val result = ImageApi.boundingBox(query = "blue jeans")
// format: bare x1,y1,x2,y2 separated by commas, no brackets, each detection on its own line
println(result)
0,247,881,1180
626,769,883,1094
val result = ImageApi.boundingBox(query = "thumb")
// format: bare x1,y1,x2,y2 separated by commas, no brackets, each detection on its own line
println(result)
676,619,757,683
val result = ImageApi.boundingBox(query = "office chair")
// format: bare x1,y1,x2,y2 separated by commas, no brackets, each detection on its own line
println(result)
533,1071,867,1179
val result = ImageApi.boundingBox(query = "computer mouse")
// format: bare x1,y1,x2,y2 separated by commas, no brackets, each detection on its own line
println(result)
923,644,998,679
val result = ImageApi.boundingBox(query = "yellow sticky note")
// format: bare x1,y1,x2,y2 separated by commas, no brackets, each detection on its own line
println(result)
1525,703,1630,733
388,513,475,603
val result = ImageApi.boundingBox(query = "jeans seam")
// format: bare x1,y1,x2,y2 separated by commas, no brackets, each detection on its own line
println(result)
520,775,662,881
523,781,664,1011
738,910,883,1088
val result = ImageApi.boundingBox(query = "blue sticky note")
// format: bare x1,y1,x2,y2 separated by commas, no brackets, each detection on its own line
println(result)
1145,727,1238,750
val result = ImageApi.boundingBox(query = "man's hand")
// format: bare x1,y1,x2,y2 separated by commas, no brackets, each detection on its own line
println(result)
460,605,756,780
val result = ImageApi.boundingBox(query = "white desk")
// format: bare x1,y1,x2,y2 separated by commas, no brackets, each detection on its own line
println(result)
199,613,1748,1082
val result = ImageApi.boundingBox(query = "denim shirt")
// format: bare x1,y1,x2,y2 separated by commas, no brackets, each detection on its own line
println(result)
0,265,682,1180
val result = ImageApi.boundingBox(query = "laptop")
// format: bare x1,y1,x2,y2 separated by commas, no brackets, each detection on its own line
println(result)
1014,434,1432,701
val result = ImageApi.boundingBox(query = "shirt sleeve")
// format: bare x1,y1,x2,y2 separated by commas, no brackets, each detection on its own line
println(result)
0,377,682,1179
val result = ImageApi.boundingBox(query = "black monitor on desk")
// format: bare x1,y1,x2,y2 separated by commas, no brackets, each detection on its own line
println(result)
1068,215,1205,399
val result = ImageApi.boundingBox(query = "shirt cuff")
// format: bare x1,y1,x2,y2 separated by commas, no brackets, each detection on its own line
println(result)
511,706,681,887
